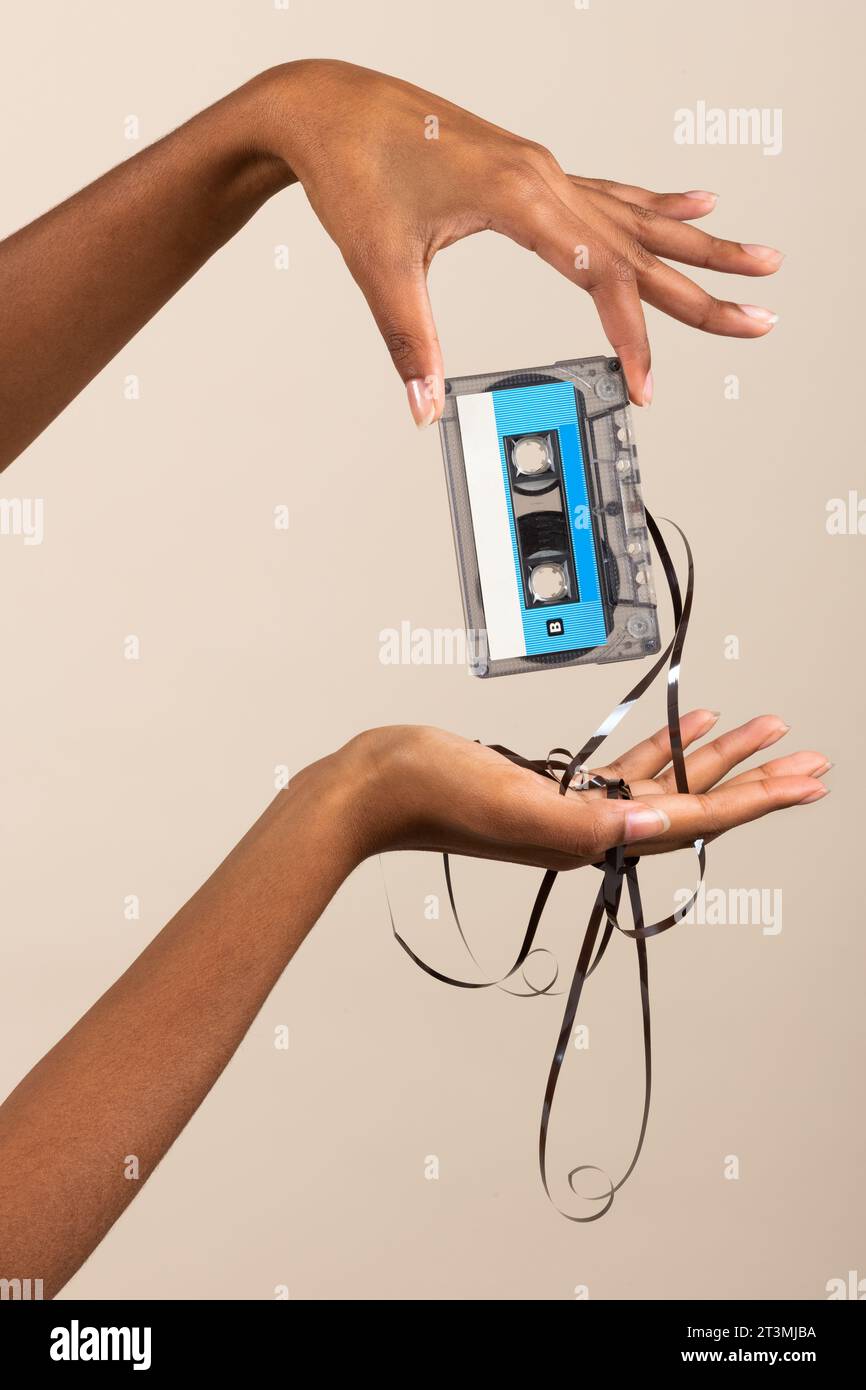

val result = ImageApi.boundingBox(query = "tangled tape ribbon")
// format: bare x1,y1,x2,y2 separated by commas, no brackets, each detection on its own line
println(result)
386,514,706,1220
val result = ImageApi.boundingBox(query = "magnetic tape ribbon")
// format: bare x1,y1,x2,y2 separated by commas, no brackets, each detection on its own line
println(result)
385,513,706,1220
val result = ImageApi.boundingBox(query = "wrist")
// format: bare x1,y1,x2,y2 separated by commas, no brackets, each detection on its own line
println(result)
245,60,350,187
326,727,430,861
184,72,297,222
286,727,420,867
275,737,383,874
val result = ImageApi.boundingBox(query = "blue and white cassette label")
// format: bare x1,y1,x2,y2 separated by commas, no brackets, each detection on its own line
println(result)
456,382,608,662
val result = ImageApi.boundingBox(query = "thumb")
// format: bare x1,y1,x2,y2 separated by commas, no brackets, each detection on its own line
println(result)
353,257,445,427
563,797,671,862
522,779,672,862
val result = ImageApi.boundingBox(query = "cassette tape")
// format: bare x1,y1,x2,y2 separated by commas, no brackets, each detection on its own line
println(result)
438,356,661,678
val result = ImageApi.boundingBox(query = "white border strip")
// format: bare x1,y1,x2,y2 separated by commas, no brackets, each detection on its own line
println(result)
456,393,525,661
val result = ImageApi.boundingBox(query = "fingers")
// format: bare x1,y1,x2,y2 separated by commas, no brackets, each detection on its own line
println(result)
488,177,651,406
590,708,720,785
623,774,829,855
491,160,781,405
586,276,653,407
562,178,781,343
650,714,790,794
636,256,779,336
615,209,781,277
568,176,719,222
348,252,445,427
722,749,832,788
516,763,826,869
444,749,830,872
570,181,783,276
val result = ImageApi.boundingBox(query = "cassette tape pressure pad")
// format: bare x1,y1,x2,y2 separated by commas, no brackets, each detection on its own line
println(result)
438,356,661,678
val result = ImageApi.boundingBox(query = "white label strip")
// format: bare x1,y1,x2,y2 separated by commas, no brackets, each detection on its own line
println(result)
456,393,525,661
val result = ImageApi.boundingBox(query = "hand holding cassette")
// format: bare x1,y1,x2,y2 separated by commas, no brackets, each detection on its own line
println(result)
0,58,782,468
268,60,783,421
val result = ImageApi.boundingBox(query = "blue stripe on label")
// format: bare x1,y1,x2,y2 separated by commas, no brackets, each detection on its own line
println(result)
490,382,609,656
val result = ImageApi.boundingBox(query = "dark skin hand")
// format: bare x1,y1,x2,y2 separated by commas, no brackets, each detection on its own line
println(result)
0,711,827,1296
0,59,782,467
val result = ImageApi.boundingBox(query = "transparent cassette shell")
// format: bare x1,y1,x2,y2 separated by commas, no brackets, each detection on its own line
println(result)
438,356,661,678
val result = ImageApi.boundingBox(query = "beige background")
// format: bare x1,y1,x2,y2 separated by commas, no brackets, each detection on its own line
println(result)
0,0,862,1300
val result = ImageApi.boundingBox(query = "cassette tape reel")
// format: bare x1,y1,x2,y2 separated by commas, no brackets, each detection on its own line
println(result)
438,356,661,678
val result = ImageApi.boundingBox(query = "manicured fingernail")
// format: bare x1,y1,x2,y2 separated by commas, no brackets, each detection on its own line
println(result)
798,786,829,805
642,370,653,407
741,243,785,265
738,304,779,326
814,760,834,776
684,190,718,204
757,721,790,750
625,806,671,842
406,376,441,428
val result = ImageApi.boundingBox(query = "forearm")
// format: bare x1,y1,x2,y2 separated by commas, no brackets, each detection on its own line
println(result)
0,68,295,471
0,750,364,1297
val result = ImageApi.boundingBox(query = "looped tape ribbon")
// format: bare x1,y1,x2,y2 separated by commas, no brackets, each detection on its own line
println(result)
385,514,706,1220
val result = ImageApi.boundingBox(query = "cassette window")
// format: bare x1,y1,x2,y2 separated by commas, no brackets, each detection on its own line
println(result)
504,429,579,609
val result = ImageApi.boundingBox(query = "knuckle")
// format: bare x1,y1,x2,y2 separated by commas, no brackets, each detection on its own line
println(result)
627,238,659,273
520,140,561,175
504,186,556,252
648,728,670,757
498,158,546,199
756,777,780,807
701,731,730,769
591,244,637,285
628,200,658,225
610,252,636,284
601,757,627,781
695,293,723,332
695,790,723,834
381,325,425,366
706,234,729,267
